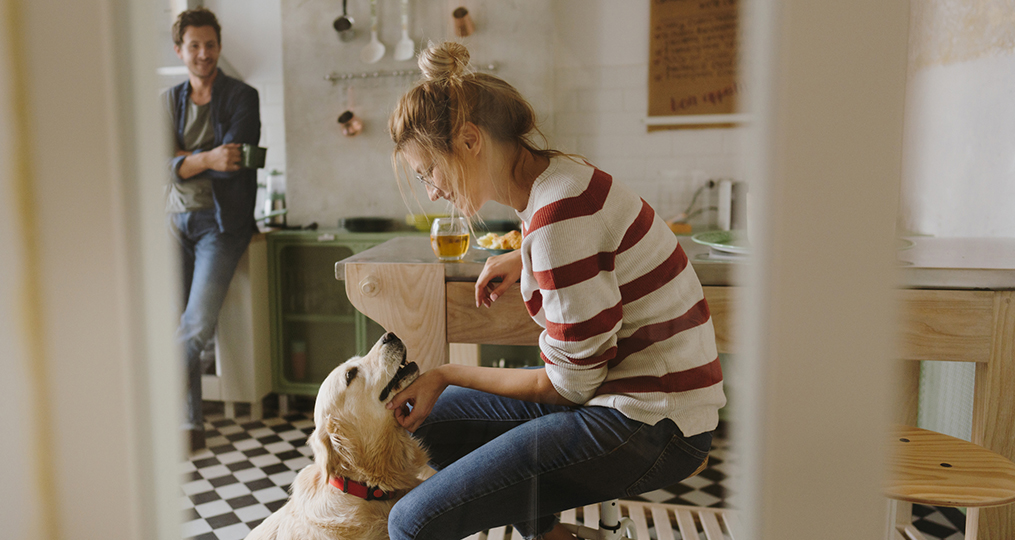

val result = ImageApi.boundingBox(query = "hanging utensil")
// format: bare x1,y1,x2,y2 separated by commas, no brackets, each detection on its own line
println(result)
393,0,414,61
360,0,386,63
453,7,474,38
338,86,363,136
333,0,355,42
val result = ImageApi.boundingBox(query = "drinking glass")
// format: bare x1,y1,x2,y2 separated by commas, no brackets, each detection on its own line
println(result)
430,217,470,261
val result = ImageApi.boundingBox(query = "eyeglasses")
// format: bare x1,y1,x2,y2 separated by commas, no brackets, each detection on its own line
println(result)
414,166,442,193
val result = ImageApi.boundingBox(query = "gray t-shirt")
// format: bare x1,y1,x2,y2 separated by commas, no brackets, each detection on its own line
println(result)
166,100,216,213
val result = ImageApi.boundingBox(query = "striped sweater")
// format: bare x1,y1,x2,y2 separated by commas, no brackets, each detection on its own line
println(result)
517,157,726,436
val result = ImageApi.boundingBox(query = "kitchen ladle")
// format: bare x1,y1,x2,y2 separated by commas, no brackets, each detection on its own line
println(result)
393,0,414,61
333,0,355,42
360,0,386,63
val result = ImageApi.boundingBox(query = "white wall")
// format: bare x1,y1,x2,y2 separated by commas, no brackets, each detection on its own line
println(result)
552,0,746,223
206,0,1013,236
277,0,746,228
204,0,288,179
900,0,1015,237
280,0,555,226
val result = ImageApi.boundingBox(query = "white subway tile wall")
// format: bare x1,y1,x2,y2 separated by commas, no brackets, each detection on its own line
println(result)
552,58,744,223
203,0,747,226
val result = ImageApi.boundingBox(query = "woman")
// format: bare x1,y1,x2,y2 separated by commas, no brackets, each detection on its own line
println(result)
385,42,726,540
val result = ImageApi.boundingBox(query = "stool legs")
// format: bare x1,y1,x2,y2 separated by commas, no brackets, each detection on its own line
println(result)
561,500,634,540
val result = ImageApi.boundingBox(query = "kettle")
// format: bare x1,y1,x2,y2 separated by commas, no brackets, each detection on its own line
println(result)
717,179,748,231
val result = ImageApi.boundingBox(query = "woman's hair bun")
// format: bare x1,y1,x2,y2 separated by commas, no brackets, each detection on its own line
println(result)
418,41,470,82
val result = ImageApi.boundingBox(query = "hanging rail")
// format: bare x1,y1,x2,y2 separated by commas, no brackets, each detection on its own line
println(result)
324,62,499,83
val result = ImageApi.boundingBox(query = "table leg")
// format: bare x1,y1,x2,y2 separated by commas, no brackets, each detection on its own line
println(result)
344,263,449,372
970,291,1015,540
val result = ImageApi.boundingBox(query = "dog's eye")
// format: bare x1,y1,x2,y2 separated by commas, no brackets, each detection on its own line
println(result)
345,367,358,385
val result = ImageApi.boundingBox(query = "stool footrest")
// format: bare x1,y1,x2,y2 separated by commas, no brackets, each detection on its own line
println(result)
468,501,741,540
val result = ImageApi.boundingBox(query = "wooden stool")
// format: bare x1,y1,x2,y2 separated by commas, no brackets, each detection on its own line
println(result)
887,425,1015,540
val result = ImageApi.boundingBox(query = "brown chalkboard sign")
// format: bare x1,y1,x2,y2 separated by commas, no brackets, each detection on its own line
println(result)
649,0,741,128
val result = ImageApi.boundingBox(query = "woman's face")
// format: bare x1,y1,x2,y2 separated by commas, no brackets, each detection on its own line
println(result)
404,143,485,217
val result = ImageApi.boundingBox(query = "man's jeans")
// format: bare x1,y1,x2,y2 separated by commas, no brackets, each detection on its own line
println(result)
171,209,252,431
388,384,713,540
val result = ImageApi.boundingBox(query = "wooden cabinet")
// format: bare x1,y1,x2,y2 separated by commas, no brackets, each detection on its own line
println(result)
202,234,272,419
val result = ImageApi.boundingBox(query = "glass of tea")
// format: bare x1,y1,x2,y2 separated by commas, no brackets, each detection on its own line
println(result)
430,216,470,261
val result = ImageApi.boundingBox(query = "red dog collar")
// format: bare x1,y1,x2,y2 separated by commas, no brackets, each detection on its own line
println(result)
329,476,397,501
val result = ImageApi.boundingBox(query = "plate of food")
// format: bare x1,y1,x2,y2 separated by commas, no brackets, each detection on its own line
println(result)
474,230,522,255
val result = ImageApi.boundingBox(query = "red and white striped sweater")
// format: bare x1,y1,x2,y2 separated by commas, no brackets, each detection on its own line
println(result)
517,157,726,436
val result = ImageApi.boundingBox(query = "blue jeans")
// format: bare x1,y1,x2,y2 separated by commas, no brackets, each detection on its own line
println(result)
170,210,252,431
388,383,713,540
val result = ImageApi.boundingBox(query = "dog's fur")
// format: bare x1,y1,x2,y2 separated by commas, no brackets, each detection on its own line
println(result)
246,333,430,540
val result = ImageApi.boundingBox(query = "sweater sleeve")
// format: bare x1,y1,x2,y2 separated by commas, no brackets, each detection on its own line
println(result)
528,213,622,405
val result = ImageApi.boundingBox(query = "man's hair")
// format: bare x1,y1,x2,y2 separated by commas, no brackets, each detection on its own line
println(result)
172,7,222,47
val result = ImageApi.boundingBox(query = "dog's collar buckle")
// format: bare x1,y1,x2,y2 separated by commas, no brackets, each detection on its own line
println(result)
329,476,396,501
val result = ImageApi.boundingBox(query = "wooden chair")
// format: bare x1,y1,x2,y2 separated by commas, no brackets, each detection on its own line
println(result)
887,425,1015,540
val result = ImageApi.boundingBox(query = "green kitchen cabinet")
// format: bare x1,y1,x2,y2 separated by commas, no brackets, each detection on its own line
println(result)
267,230,423,396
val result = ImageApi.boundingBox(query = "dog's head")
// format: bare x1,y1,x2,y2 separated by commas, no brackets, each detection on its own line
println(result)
309,332,427,492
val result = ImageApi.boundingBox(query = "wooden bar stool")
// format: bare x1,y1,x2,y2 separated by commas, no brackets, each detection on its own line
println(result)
464,456,745,540
557,457,720,540
887,425,1015,540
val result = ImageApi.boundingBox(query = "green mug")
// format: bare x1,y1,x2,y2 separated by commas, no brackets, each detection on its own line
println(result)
240,144,267,169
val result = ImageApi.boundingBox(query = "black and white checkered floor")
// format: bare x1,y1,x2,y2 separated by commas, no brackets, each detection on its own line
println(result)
181,401,965,540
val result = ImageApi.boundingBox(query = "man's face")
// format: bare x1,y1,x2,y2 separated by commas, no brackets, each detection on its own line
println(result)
174,25,220,81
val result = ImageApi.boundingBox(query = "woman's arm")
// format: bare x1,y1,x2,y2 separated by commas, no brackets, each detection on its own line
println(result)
386,364,576,432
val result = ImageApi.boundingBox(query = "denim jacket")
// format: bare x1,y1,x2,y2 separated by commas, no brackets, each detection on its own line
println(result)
165,69,260,234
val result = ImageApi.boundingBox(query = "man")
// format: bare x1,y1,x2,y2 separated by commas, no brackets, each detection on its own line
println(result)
164,7,260,451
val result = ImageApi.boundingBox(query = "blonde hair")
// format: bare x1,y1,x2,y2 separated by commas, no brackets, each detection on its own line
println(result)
389,42,569,216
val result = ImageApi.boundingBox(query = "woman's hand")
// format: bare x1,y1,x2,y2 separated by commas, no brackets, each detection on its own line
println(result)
386,367,449,432
475,249,523,307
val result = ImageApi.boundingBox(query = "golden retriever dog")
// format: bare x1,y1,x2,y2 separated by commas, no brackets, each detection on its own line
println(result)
246,332,429,540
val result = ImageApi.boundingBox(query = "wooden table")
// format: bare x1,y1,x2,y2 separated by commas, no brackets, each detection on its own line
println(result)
336,235,1015,539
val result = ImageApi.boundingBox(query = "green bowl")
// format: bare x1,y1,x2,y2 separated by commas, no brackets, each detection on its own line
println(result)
406,214,450,232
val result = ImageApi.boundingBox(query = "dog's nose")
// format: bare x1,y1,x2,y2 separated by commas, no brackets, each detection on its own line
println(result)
382,332,399,345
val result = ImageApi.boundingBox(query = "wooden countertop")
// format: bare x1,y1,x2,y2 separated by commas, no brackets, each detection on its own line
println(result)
336,235,1015,290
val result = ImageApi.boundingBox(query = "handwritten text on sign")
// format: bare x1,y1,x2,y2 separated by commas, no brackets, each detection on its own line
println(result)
649,0,740,120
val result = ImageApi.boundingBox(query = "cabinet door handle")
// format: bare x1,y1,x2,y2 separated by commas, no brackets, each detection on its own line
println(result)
359,275,380,297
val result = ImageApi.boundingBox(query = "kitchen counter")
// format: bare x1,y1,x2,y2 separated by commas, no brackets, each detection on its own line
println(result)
334,235,742,284
896,236,1015,289
335,234,1015,290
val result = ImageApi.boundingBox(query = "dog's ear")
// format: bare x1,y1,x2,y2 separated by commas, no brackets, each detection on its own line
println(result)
310,414,357,478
